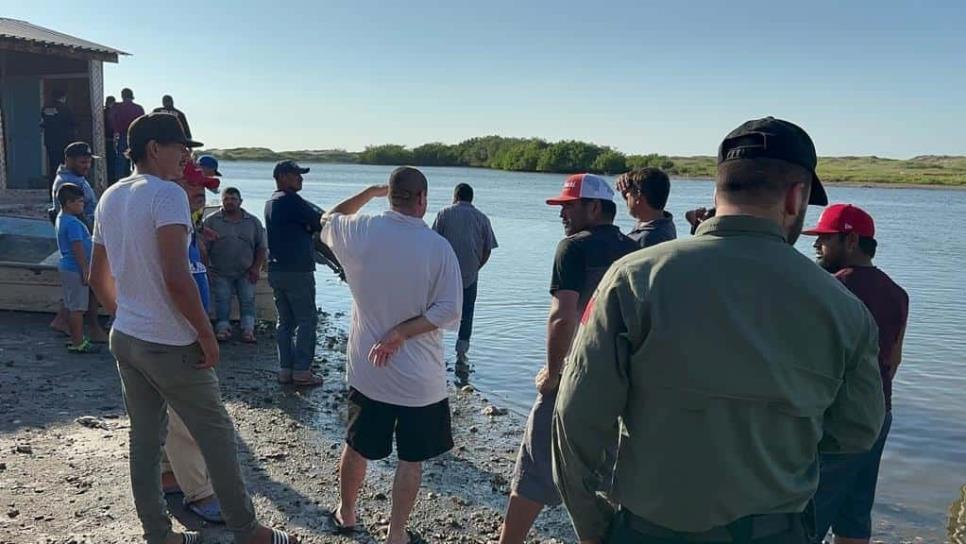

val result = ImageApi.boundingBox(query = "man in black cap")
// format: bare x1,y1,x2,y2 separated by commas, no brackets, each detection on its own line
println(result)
264,160,324,386
552,117,885,544
50,142,100,228
88,112,298,544
153,95,192,139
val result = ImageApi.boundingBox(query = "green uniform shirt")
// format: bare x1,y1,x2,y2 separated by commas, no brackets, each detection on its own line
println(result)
551,214,884,539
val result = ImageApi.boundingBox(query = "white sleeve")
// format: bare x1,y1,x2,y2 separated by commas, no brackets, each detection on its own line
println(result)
91,199,104,245
320,212,367,262
153,184,192,231
424,242,464,330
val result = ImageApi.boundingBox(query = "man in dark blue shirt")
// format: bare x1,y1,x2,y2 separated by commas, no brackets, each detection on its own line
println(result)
264,160,324,386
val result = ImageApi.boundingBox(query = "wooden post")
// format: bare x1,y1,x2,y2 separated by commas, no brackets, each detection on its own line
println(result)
0,51,7,190
88,60,106,193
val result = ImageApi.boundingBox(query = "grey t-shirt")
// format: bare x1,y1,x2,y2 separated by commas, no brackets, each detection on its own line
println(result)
203,209,266,277
627,211,677,248
432,201,498,287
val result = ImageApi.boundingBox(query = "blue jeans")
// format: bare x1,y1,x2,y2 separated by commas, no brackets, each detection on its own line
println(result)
211,274,257,333
267,270,316,371
456,281,477,355
812,411,893,542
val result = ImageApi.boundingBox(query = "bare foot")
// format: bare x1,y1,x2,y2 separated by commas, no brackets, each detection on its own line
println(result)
49,320,70,336
161,471,181,493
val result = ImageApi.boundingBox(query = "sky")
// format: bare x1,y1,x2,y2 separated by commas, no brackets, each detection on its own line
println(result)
7,0,966,157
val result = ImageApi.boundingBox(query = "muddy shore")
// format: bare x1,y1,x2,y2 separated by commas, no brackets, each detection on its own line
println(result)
0,311,572,543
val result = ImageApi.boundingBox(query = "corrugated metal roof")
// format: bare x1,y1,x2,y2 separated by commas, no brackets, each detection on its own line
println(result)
0,18,127,57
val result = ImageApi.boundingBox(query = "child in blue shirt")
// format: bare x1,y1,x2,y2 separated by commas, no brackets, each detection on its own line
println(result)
55,184,107,353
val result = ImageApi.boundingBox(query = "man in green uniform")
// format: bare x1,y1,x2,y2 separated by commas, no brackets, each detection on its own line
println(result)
552,117,885,544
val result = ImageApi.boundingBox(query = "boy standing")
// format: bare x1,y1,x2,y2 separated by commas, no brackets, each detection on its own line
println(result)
55,184,106,353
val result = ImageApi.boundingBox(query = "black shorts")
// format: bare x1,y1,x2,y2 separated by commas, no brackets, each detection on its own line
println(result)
345,388,454,462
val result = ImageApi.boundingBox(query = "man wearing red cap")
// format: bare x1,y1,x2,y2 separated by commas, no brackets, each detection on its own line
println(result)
804,204,909,544
499,173,637,544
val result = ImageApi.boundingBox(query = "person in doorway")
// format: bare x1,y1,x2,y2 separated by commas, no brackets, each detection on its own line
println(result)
88,112,297,544
805,204,909,544
103,96,118,185
551,117,884,544
204,187,266,343
111,88,145,178
615,167,676,248
431,183,498,358
54,183,106,353
499,173,637,544
320,167,462,544
153,95,192,139
264,160,324,386
41,88,76,190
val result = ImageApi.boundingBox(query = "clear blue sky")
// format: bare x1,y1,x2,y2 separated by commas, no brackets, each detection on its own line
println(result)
10,0,966,157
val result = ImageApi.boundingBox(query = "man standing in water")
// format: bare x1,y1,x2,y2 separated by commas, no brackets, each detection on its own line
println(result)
552,118,884,544
321,167,462,544
499,173,637,544
805,204,909,544
264,160,324,386
88,112,297,544
432,183,499,359
615,167,677,248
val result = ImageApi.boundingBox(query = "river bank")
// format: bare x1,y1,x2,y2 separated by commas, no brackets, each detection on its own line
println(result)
0,311,572,543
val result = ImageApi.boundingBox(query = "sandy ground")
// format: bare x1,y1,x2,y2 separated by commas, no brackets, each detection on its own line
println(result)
0,311,572,544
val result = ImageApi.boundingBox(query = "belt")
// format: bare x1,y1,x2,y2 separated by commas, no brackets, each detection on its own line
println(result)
621,509,797,543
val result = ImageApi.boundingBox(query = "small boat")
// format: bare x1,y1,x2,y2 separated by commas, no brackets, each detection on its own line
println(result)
0,214,277,322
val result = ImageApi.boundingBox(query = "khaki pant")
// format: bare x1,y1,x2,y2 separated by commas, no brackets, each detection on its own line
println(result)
110,329,257,544
160,408,214,503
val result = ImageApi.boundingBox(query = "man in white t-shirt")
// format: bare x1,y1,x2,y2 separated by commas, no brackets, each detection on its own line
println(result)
319,166,462,544
88,112,296,544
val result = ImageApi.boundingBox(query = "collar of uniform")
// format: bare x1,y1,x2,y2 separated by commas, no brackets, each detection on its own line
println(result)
385,209,428,227
694,214,787,242
632,211,674,232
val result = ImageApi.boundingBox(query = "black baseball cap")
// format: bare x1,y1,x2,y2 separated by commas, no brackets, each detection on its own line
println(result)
127,112,203,154
717,117,828,206
64,141,100,159
273,160,310,178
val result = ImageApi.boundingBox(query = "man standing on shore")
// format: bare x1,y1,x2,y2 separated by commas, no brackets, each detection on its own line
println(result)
499,173,637,544
88,112,296,544
551,118,885,544
264,160,324,386
111,88,145,178
103,96,118,185
321,167,462,544
41,89,76,191
205,187,267,343
805,204,909,544
153,95,192,139
432,183,499,358
615,167,677,248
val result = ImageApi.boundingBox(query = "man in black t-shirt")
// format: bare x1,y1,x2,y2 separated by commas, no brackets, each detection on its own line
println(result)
499,173,638,544
264,160,324,386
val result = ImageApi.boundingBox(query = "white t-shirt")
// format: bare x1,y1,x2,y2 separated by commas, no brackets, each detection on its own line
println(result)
321,210,463,407
92,174,196,345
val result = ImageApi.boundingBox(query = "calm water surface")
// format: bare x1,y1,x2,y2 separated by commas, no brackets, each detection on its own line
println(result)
218,161,966,542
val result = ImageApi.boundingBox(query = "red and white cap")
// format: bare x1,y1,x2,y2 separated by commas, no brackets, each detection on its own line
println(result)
545,173,615,205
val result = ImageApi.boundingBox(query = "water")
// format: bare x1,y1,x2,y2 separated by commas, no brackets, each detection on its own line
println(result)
217,161,966,541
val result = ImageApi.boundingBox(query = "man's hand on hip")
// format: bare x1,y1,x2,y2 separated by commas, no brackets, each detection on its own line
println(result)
368,328,406,367
195,333,221,369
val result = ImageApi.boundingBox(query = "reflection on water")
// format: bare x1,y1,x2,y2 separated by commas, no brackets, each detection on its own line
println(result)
950,485,966,544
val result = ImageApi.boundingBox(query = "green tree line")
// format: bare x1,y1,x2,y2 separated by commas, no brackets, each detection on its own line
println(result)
357,136,677,175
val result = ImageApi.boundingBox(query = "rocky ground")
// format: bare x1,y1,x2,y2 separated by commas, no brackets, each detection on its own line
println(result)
0,311,571,544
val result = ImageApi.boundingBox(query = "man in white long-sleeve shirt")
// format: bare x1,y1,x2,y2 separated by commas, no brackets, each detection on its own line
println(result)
320,166,462,544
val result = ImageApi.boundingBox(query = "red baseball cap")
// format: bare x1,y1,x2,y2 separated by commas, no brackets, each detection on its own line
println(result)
546,173,615,205
182,160,220,192
803,203,875,237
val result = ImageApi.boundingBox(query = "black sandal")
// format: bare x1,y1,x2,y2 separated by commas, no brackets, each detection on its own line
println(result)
270,528,293,544
405,529,426,544
323,508,358,535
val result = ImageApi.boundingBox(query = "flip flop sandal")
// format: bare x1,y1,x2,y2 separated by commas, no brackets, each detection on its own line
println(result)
163,485,183,496
323,509,358,535
292,373,323,387
241,331,257,344
67,338,100,354
186,498,224,524
405,529,426,544
270,528,294,544
181,532,202,544
215,330,232,342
